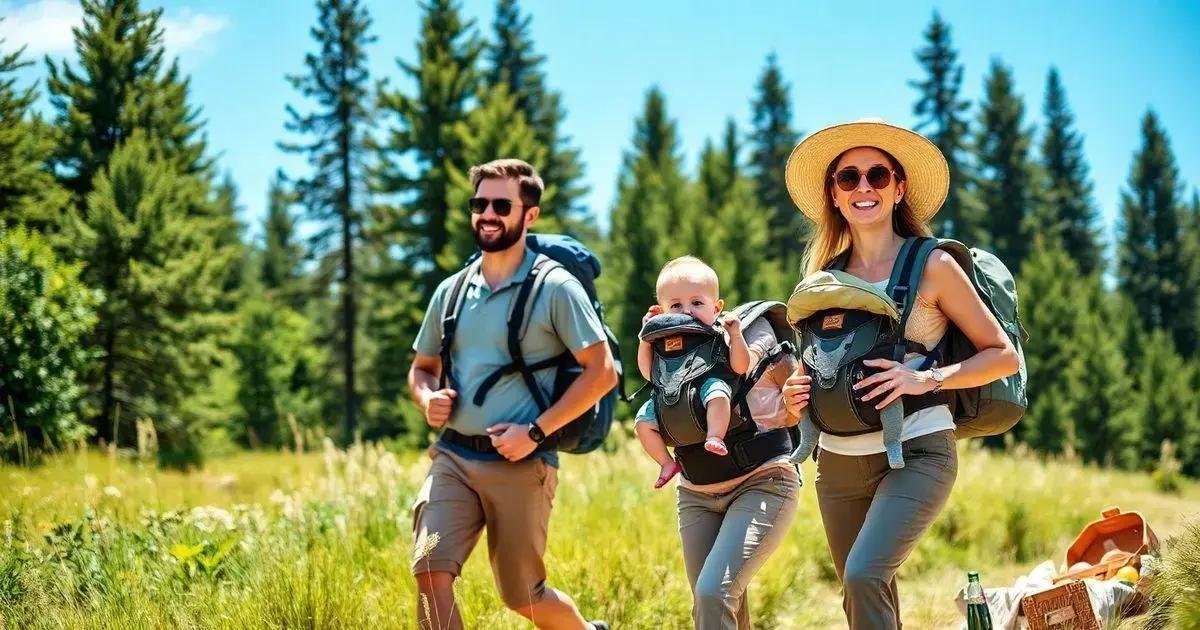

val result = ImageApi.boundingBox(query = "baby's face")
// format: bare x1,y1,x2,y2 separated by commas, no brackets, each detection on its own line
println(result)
657,278,722,326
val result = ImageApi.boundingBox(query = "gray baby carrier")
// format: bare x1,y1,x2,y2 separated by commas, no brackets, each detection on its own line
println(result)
639,301,799,485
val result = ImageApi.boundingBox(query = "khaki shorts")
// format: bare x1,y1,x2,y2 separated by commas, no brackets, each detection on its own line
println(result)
410,445,558,609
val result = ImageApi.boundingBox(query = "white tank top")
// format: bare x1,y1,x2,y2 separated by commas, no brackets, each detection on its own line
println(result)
817,278,955,456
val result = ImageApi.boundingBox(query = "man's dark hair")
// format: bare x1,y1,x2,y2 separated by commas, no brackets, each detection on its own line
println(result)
469,158,544,207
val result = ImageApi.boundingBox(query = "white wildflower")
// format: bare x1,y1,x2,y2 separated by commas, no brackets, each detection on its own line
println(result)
103,486,122,499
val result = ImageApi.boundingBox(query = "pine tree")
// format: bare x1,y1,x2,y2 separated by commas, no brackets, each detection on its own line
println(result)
261,170,307,311
602,87,689,386
440,85,548,266
71,134,234,466
1071,283,1141,469
47,0,208,207
279,0,375,441
232,292,325,448
1015,236,1086,454
1129,329,1197,470
0,34,69,233
909,11,978,242
211,173,246,306
485,0,590,240
1035,68,1101,275
372,0,482,304
972,59,1036,272
1117,111,1196,354
749,53,802,268
693,120,775,304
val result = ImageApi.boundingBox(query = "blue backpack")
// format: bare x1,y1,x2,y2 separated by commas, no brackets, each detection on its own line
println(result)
439,233,624,454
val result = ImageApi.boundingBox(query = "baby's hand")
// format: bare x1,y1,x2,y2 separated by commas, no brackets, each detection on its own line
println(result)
643,304,664,326
654,460,682,489
720,314,743,335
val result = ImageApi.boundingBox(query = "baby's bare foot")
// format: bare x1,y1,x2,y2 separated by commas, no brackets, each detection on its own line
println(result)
704,437,728,456
654,461,682,488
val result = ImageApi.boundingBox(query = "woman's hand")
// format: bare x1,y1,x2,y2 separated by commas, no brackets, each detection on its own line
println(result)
854,359,936,410
782,364,812,418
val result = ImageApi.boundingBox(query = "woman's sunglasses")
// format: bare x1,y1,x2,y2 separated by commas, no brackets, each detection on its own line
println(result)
832,165,896,192
468,197,523,216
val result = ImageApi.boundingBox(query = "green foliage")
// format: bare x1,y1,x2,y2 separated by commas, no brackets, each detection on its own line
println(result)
0,227,97,462
1,441,1199,628
971,59,1036,272
0,33,69,234
372,0,483,300
232,294,326,448
1118,111,1198,355
1034,68,1102,275
1070,287,1141,470
748,53,802,268
259,170,308,312
71,134,235,467
1128,329,1200,472
485,0,591,240
280,0,376,442
601,87,689,385
47,0,209,205
910,11,979,242
1016,237,1086,453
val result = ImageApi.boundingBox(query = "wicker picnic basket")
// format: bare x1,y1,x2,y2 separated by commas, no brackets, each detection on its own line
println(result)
1020,580,1099,630
1053,506,1160,583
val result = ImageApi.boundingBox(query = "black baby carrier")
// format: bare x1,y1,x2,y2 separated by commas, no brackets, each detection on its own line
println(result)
789,236,1027,439
639,301,798,484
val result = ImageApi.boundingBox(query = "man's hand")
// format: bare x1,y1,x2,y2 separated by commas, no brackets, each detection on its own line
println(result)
422,388,457,428
485,423,538,462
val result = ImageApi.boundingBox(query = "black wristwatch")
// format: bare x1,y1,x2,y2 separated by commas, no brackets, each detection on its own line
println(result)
527,422,547,444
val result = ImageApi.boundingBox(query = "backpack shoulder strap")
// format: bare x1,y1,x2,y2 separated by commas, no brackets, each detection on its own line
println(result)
499,254,563,411
897,237,941,334
438,261,480,390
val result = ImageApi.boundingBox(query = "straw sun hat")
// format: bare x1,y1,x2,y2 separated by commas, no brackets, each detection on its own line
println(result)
784,118,949,224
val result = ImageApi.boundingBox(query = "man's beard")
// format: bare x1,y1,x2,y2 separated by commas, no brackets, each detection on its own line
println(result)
472,215,525,253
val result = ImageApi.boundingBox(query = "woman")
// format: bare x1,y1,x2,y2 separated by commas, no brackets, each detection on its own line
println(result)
780,118,1021,629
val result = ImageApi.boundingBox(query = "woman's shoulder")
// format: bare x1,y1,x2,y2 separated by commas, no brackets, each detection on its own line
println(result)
919,248,969,296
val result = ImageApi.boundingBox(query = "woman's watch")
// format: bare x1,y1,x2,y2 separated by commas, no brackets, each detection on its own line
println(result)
527,422,547,444
928,368,945,393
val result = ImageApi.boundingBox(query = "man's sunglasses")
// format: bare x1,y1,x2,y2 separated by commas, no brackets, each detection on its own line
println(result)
469,197,524,216
832,165,896,192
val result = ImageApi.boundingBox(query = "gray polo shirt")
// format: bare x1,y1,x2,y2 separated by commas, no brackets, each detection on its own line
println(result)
412,247,607,464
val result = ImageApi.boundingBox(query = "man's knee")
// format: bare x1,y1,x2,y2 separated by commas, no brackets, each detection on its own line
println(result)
500,579,549,615
415,570,455,595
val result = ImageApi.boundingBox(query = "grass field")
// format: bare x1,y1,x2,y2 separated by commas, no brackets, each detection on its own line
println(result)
1,428,1198,629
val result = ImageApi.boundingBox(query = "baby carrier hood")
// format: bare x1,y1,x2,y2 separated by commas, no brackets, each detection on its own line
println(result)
786,269,900,326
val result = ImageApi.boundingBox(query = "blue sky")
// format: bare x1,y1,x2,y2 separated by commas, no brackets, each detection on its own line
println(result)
3,0,1198,249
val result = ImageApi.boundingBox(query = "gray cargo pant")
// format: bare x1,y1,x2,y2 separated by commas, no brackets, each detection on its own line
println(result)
814,429,958,629
677,465,801,630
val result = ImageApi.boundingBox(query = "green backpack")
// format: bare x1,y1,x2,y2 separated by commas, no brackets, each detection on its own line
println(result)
828,236,1028,439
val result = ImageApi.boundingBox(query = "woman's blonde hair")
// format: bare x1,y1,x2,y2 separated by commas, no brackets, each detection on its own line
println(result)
800,148,932,276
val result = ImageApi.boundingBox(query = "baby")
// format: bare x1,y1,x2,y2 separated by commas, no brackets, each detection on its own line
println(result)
634,257,751,488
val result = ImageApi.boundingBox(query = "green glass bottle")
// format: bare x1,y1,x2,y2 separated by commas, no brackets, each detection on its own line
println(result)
965,571,994,630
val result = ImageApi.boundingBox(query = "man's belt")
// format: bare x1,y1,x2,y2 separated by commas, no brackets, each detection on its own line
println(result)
440,428,498,453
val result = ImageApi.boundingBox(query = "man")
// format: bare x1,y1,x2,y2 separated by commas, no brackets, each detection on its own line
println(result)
407,158,617,630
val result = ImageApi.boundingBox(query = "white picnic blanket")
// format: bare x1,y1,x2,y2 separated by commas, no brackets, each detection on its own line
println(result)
952,561,1138,629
